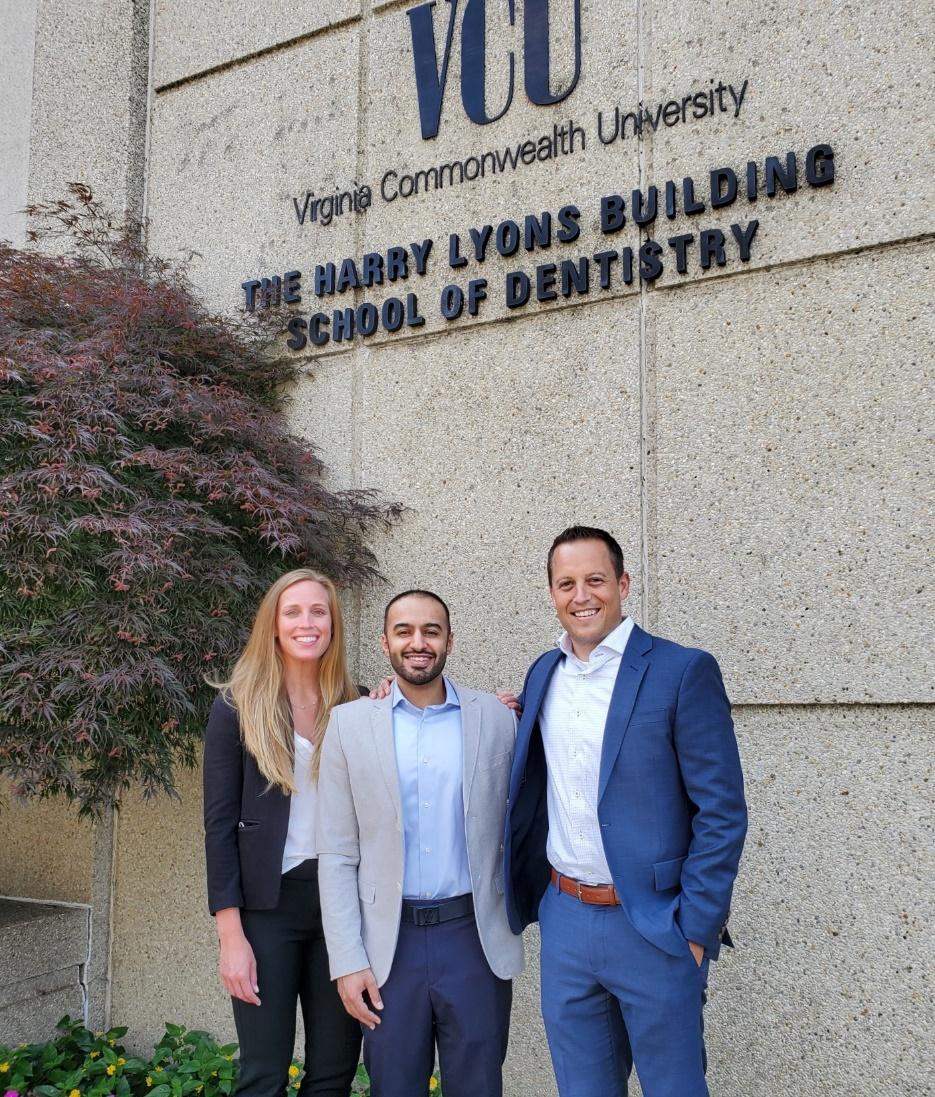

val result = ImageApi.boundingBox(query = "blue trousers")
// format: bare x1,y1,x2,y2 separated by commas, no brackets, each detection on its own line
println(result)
362,910,512,1097
539,883,709,1097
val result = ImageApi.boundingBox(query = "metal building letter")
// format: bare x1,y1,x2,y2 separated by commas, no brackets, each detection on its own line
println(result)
408,0,461,140
524,0,581,106
460,0,515,125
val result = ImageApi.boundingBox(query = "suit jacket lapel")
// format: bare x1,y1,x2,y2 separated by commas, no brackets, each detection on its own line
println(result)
369,697,403,822
459,685,481,814
510,649,562,801
598,624,653,802
522,650,562,730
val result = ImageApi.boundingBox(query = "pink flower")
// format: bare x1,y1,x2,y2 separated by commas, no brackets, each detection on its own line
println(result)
6,1089,21,1097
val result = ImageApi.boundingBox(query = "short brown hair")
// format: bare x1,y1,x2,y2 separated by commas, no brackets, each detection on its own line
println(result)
547,526,625,582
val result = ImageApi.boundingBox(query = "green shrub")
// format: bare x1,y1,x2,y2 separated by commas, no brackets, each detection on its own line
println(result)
0,1018,442,1097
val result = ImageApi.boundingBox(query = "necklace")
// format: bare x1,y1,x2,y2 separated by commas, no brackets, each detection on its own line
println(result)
290,695,320,712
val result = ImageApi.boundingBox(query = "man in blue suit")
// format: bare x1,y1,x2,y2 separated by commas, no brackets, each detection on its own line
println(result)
504,526,747,1097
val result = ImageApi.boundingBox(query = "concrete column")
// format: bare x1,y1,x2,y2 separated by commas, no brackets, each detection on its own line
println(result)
0,0,38,244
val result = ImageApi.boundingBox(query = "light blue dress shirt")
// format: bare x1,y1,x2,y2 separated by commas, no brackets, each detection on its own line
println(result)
391,678,472,900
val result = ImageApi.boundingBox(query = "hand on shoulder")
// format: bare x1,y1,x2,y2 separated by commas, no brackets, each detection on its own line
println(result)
495,688,522,714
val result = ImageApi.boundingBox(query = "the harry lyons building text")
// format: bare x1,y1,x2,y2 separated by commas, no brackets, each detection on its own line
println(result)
242,144,835,350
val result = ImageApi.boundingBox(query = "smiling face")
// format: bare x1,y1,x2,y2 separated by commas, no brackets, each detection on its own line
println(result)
381,594,453,686
549,539,630,660
275,579,333,667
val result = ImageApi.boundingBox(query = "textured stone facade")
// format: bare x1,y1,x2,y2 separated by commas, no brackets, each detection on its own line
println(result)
1,1,932,1092
0,900,90,1046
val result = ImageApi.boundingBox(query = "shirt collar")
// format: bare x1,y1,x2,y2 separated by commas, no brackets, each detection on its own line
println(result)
391,676,460,713
557,616,634,662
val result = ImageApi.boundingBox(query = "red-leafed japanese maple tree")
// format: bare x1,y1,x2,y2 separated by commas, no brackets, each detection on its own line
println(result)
0,185,398,813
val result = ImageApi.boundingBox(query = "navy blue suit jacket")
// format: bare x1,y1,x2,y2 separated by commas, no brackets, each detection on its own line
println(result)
503,623,747,960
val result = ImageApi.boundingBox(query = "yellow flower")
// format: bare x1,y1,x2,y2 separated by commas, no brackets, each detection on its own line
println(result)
69,1089,81,1097
195,1086,203,1093
146,1077,153,1086
154,1066,164,1073
117,1057,126,1066
108,1040,116,1047
106,1065,117,1076
288,1066,300,1079
210,1072,218,1078
291,1084,299,1091
429,1079,438,1092
89,1051,100,1059
224,1055,234,1062
0,1064,9,1074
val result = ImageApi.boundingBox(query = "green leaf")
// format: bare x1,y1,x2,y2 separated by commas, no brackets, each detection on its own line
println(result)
184,1031,213,1045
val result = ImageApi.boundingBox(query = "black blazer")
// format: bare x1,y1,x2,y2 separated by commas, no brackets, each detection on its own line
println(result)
203,694,290,913
203,688,369,914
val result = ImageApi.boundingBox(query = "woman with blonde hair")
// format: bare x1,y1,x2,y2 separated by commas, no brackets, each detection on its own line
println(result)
203,569,363,1097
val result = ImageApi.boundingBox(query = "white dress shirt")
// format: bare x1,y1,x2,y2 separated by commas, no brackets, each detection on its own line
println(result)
282,732,318,873
540,617,635,884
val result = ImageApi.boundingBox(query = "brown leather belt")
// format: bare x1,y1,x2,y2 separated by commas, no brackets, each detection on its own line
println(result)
551,867,620,906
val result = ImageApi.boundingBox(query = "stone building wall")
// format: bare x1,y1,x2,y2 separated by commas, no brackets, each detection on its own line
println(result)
1,2,932,1093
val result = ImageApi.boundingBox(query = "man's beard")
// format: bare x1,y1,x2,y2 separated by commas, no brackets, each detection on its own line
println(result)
391,651,447,686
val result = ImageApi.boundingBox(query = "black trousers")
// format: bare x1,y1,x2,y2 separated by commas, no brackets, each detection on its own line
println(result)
363,907,512,1097
233,860,361,1097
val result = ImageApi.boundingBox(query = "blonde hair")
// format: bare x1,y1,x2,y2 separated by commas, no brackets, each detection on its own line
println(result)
216,569,358,792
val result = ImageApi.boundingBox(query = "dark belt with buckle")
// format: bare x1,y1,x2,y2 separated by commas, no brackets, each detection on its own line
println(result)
401,893,474,926
551,867,620,906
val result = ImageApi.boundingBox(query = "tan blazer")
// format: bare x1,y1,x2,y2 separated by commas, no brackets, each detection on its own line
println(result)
317,685,525,986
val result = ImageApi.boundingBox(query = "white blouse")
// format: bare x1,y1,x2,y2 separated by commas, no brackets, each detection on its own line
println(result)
281,732,318,873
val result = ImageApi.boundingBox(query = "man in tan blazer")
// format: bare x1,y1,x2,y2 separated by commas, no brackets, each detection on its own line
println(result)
317,590,523,1097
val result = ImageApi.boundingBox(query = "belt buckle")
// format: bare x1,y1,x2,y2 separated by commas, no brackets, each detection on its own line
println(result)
576,879,584,901
417,905,440,927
